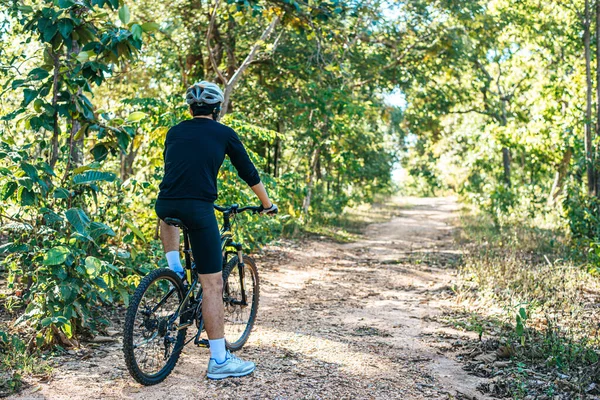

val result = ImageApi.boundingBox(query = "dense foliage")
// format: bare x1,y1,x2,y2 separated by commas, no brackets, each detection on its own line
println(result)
0,0,413,345
399,0,600,252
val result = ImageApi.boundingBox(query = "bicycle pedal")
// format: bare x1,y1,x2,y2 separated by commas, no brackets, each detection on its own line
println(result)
196,338,209,348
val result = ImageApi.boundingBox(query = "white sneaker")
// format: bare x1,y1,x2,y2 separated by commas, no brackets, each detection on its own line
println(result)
206,351,255,380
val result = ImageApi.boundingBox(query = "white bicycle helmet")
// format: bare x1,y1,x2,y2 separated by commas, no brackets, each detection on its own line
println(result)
185,81,224,106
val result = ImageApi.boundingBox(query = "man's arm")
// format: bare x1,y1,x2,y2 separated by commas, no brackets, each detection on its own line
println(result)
250,181,272,208
226,130,276,212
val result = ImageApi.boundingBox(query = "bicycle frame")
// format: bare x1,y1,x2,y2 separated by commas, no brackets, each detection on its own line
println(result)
162,204,255,345
219,206,249,306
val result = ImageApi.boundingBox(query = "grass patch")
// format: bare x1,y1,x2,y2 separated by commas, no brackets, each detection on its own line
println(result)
451,208,600,398
0,325,51,397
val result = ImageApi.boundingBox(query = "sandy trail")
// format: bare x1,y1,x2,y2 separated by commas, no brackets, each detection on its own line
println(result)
11,197,489,400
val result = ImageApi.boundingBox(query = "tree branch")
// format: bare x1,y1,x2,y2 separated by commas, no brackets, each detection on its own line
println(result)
227,15,280,89
206,0,228,85
450,108,498,119
221,14,281,115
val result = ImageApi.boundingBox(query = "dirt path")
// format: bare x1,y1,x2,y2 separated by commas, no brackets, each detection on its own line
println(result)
11,197,490,400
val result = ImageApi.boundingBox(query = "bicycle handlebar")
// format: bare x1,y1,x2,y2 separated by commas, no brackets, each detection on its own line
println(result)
214,204,261,214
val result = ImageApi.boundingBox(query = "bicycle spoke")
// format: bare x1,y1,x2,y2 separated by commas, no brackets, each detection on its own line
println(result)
130,276,182,376
223,262,255,346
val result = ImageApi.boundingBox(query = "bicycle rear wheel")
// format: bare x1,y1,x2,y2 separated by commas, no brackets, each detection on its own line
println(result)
222,255,259,351
123,268,187,385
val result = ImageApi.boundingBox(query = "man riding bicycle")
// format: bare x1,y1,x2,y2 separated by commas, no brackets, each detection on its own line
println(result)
154,81,277,379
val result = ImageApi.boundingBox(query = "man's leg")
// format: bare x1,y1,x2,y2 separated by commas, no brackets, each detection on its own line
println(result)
199,272,226,362
159,220,184,276
189,215,255,379
160,220,179,252
200,270,255,379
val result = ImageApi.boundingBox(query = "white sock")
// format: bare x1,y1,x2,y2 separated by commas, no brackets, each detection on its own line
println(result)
165,251,184,274
209,338,227,363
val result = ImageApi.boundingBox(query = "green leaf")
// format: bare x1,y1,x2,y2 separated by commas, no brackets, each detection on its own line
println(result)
93,277,108,290
62,320,75,337
141,22,160,32
2,182,18,200
28,68,50,80
516,320,524,337
115,130,131,151
72,232,93,242
43,209,64,224
65,207,91,234
72,164,93,175
20,188,35,206
57,19,74,40
131,24,142,40
61,321,73,338
117,287,130,307
20,162,38,180
53,188,71,199
76,51,90,63
126,111,146,122
43,246,71,266
59,285,72,301
89,221,116,240
38,162,56,177
85,256,102,277
17,5,33,13
72,170,116,185
23,89,39,106
12,79,25,89
118,4,130,25
42,23,59,43
73,123,88,141
40,317,53,327
91,144,109,161
519,307,527,321
58,0,75,8
0,242,28,254
125,219,146,242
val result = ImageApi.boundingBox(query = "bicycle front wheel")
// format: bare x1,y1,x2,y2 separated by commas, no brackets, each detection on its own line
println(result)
222,255,259,351
123,268,187,385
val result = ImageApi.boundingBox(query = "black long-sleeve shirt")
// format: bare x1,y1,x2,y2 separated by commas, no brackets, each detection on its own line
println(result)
158,118,260,201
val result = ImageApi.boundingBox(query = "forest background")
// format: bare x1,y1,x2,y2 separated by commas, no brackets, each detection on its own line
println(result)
1,0,600,397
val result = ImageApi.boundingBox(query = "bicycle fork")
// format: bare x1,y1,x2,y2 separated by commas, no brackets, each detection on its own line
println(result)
227,242,248,306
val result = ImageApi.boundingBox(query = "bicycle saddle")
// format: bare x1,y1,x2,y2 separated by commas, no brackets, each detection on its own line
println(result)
163,218,188,230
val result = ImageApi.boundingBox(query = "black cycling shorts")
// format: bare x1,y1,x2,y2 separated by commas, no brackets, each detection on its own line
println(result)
155,198,222,275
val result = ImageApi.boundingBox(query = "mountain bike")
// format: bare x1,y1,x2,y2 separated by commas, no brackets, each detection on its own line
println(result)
122,204,261,385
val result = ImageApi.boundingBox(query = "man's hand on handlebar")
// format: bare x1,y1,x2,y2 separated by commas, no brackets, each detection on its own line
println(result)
259,203,278,215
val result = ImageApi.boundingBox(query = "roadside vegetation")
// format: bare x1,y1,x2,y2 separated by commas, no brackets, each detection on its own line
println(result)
442,209,600,398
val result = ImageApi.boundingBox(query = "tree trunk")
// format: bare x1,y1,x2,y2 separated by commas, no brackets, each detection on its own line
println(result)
49,50,61,169
265,140,271,175
499,96,511,187
302,146,321,215
226,16,237,78
584,0,595,195
69,41,84,167
502,147,511,187
273,134,281,178
548,148,573,205
220,15,280,116
120,134,139,181
595,0,600,195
